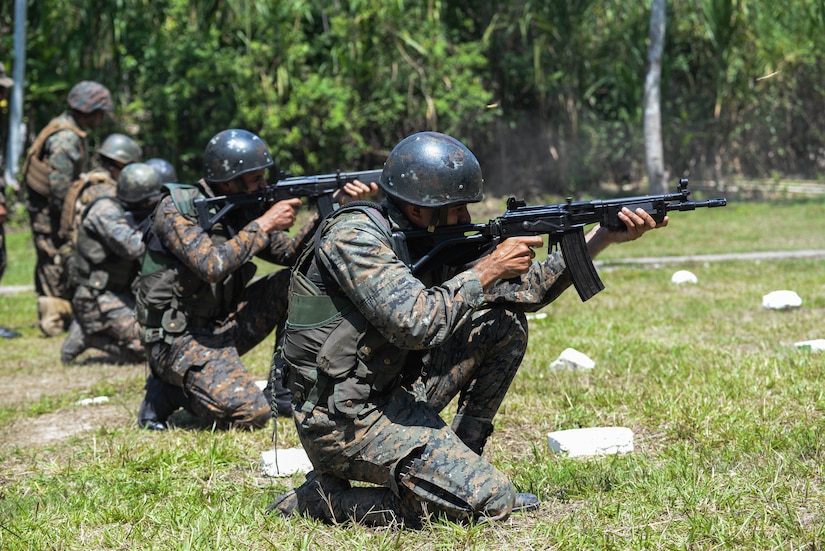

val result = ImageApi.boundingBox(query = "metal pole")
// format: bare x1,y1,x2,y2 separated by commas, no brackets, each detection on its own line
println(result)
4,0,28,190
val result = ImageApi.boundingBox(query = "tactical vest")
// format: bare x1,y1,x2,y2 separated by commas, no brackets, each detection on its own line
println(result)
282,203,411,418
134,183,256,345
59,169,117,242
72,196,138,293
22,118,87,198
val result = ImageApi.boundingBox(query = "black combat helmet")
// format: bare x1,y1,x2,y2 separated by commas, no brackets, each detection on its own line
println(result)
203,129,274,185
97,133,142,165
117,162,162,205
379,131,484,208
146,158,178,184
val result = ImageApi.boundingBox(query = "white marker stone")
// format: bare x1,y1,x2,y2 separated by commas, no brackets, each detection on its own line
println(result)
261,447,314,477
547,427,634,457
671,270,698,284
549,348,595,371
762,290,802,309
794,339,825,352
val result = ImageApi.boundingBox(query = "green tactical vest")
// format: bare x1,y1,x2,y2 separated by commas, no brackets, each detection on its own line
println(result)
282,203,411,418
134,183,256,345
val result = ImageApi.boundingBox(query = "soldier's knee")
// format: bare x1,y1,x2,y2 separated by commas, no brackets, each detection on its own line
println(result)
478,474,516,521
474,307,528,352
230,400,272,429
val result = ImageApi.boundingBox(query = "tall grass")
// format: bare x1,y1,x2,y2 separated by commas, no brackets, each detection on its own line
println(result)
0,198,823,550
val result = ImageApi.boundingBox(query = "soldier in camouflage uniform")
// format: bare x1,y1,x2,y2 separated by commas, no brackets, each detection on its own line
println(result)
61,163,162,364
60,132,143,249
133,129,376,431
0,62,20,339
59,133,142,358
270,132,668,527
21,80,113,337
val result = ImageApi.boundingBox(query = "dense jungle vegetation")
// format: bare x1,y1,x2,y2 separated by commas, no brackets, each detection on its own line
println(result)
2,0,824,197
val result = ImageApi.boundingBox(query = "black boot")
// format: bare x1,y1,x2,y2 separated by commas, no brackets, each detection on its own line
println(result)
137,375,187,431
513,493,541,513
60,320,87,365
269,471,415,527
0,326,21,339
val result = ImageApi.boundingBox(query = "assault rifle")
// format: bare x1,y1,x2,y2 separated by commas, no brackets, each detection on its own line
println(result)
193,168,383,231
392,178,727,302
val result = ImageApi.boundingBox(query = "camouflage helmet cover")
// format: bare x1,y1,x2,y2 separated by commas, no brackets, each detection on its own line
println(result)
97,133,142,165
145,158,178,185
203,129,274,184
67,80,113,114
117,162,162,204
379,131,484,208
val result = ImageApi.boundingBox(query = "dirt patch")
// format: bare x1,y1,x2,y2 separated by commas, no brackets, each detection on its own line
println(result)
0,402,129,452
0,354,145,408
0,347,147,452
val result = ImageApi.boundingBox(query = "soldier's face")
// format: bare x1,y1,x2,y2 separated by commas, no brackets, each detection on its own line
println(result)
87,110,105,129
406,203,472,229
240,170,266,193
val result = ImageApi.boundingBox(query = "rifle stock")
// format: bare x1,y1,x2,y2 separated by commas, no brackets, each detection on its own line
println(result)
193,168,383,231
393,178,727,302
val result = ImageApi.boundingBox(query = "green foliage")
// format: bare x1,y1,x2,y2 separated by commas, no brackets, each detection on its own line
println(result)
2,0,825,193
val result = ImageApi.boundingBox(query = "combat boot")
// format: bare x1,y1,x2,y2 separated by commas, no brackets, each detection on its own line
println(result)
269,471,349,517
513,493,540,513
37,296,72,337
0,326,21,339
60,320,87,364
137,375,187,431
269,471,414,527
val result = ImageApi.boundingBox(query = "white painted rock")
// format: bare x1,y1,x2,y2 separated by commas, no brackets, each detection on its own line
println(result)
255,380,267,391
794,339,825,352
525,312,548,321
75,396,110,406
762,290,802,310
550,348,595,371
671,270,698,284
547,427,634,457
261,447,314,477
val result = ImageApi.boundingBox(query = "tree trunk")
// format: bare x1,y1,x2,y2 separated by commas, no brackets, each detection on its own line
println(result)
644,0,667,193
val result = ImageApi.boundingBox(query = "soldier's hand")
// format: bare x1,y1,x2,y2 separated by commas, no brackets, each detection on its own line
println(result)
472,235,543,290
334,179,379,206
256,198,302,233
609,207,667,243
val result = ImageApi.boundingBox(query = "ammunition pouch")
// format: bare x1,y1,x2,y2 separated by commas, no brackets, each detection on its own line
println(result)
24,155,53,197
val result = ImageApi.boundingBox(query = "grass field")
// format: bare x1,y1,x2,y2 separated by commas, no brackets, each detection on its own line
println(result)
1,195,824,550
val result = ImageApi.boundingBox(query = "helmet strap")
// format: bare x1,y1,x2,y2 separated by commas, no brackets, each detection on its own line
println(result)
427,206,449,233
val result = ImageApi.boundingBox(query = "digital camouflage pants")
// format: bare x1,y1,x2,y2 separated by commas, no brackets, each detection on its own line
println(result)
146,269,291,428
66,286,144,363
291,306,529,525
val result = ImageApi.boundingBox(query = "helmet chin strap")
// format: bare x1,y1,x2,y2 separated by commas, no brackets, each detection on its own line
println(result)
427,206,449,232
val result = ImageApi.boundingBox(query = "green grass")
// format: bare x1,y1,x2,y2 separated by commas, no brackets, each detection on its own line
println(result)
1,198,824,550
